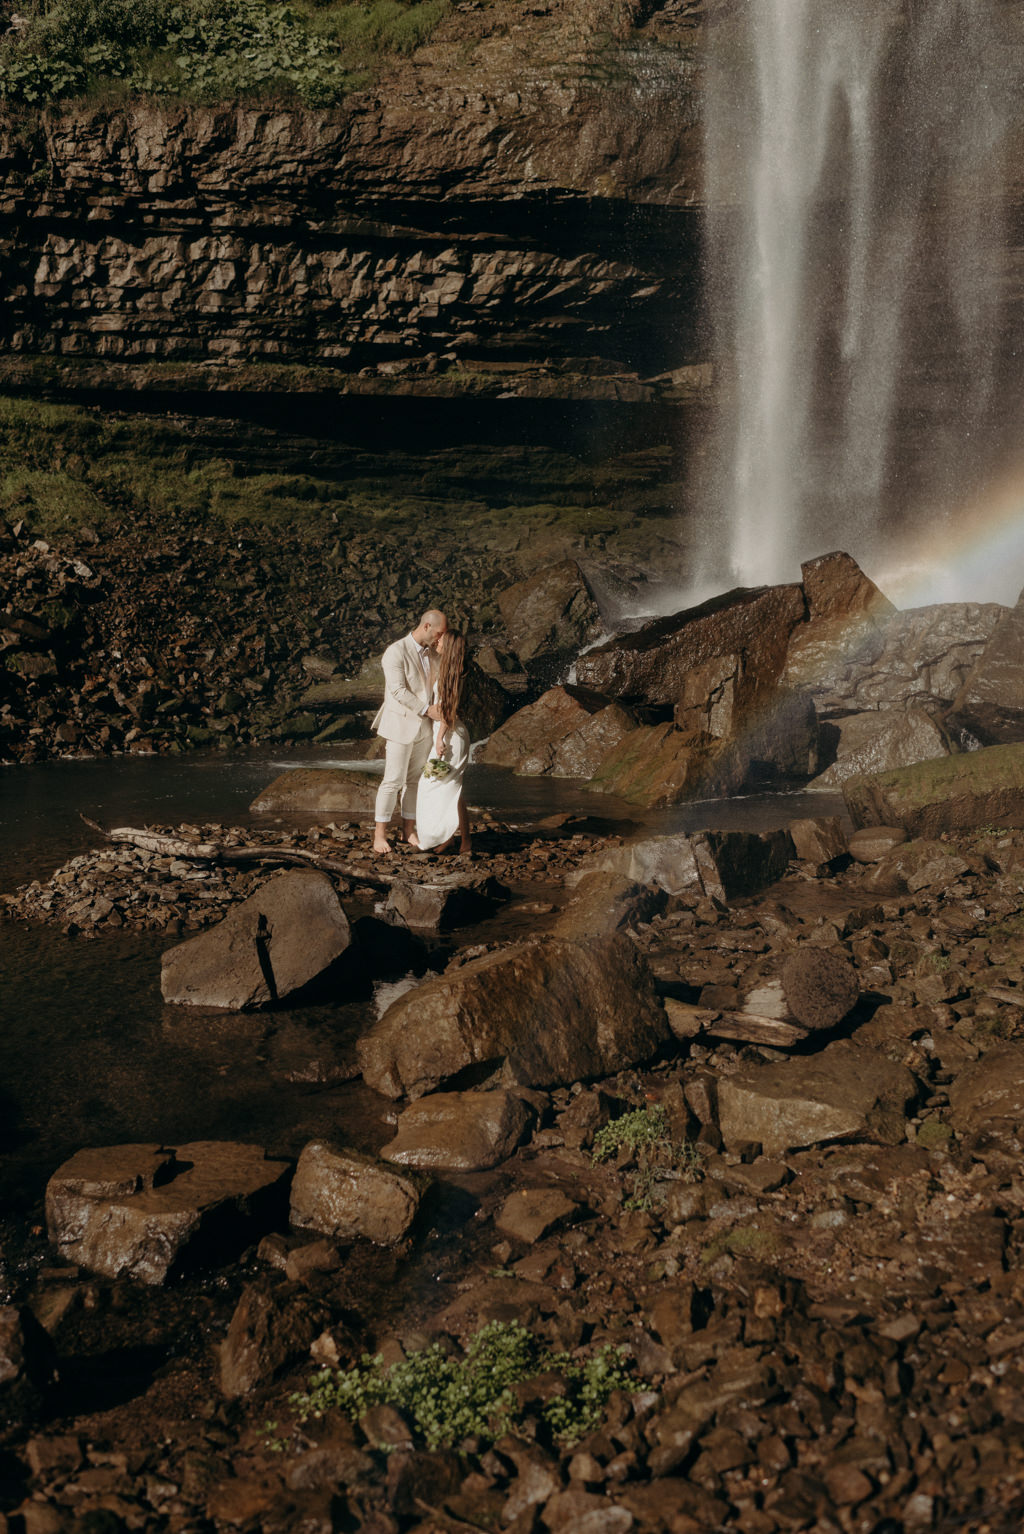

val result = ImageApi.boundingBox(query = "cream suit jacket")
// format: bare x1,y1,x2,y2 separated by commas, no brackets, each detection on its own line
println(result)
372,634,436,745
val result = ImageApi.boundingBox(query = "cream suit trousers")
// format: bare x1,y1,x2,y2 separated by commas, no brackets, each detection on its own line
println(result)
375,731,432,823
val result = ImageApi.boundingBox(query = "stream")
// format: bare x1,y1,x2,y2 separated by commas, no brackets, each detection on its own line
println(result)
0,747,847,1214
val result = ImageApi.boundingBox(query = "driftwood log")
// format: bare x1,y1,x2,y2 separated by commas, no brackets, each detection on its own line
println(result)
664,997,809,1049
79,815,393,891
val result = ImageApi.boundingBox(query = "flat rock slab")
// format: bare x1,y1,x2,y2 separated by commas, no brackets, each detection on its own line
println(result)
495,1188,579,1243
843,741,1024,836
717,1043,916,1156
381,1090,532,1172
788,816,848,865
46,1142,291,1284
553,874,667,939
810,708,949,790
947,1045,1024,1134
290,1141,425,1245
848,826,907,862
385,874,508,932
357,934,669,1100
581,828,791,901
161,868,350,1009
250,768,381,815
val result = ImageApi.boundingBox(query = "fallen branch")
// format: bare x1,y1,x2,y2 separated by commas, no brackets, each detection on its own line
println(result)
79,814,393,891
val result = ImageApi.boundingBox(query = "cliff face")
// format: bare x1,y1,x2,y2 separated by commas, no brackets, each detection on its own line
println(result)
0,0,708,405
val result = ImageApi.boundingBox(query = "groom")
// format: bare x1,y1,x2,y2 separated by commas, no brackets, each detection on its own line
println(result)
371,608,448,854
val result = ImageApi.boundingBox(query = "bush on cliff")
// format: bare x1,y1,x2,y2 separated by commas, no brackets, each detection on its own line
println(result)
0,0,453,107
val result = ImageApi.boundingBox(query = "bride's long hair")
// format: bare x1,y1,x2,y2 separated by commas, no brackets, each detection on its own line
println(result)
436,631,466,728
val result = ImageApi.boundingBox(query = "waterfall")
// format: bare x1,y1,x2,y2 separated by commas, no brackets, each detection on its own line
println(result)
705,0,1017,598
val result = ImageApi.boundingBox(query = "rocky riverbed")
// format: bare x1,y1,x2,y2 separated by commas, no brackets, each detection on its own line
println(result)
4,762,1024,1531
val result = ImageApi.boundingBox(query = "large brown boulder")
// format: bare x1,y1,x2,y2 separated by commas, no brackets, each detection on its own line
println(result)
161,869,351,1010
45,1142,291,1284
717,1043,916,1156
497,560,603,669
249,768,380,815
947,590,1024,744
289,1142,425,1245
381,1090,533,1172
785,601,1004,718
577,827,792,901
809,708,950,789
586,723,736,805
843,741,1024,835
575,581,806,714
474,685,632,775
780,550,896,691
575,580,819,791
357,934,669,1100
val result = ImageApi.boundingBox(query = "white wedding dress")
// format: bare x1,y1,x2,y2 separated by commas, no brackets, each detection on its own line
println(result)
416,712,470,850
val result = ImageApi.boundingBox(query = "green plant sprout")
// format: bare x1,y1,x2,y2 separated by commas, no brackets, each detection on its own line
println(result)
591,1104,702,1211
288,1319,638,1451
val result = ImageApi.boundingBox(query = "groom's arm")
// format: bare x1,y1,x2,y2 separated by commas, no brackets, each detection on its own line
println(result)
382,645,427,718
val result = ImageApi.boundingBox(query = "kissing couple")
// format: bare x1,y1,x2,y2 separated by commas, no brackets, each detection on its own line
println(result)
371,608,471,857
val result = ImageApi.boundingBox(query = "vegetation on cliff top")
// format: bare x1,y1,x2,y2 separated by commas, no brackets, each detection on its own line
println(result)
0,0,454,107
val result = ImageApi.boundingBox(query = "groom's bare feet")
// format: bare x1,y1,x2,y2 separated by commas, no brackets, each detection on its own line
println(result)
372,837,392,855
406,831,422,849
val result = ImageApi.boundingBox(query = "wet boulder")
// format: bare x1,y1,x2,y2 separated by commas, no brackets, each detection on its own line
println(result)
381,1089,533,1172
249,768,380,815
45,1142,291,1284
497,560,603,675
474,685,631,776
552,873,667,938
947,589,1024,744
779,550,896,692
220,1281,332,1398
717,1043,916,1156
788,816,848,865
161,868,351,1009
494,1188,579,1244
357,934,669,1100
290,1141,425,1245
843,741,1024,835
809,708,949,789
577,828,791,900
787,600,1004,718
385,873,508,932
575,581,805,713
586,723,736,805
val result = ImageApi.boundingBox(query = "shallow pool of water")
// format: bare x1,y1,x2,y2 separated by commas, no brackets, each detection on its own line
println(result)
0,746,848,1212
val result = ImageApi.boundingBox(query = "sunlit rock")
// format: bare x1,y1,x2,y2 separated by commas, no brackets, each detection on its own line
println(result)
249,768,380,815
46,1142,291,1284
289,1142,425,1245
381,1089,533,1172
808,708,950,789
474,685,634,777
843,741,1024,836
717,1043,916,1156
161,868,351,1009
947,591,1024,744
357,934,668,1101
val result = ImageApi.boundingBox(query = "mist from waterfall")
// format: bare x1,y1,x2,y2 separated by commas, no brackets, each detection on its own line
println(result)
704,0,1018,601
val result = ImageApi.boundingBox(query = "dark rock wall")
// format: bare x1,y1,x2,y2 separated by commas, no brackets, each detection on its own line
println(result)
0,0,707,403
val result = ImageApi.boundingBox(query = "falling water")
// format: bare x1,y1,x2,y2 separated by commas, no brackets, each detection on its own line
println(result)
705,0,1019,598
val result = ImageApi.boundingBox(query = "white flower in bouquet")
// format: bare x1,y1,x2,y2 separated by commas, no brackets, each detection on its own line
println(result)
423,755,451,780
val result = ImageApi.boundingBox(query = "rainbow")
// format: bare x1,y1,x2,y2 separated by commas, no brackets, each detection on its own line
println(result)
872,456,1024,611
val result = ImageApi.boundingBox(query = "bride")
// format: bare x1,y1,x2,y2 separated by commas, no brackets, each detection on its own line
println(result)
410,630,471,854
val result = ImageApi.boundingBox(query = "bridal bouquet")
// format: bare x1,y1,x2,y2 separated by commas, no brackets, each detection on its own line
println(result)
423,756,451,780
